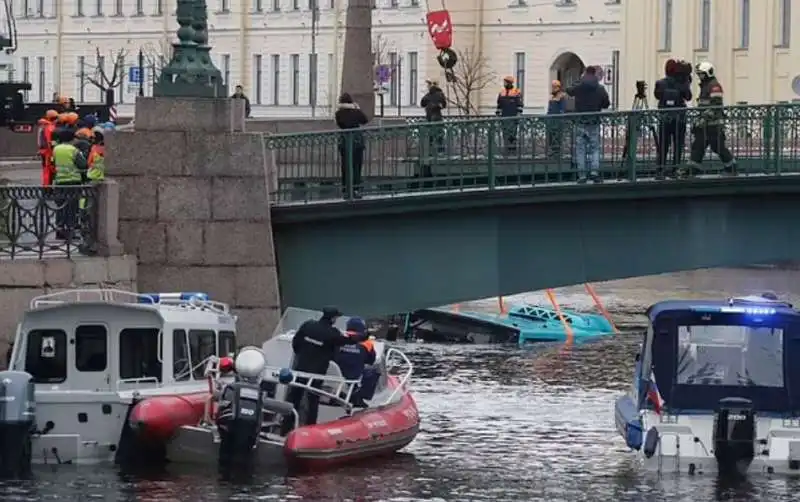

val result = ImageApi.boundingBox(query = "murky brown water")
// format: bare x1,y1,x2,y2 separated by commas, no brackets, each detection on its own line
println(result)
4,267,800,501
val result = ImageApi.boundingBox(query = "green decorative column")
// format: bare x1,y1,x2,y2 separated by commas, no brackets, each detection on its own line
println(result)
154,0,225,98
192,0,227,97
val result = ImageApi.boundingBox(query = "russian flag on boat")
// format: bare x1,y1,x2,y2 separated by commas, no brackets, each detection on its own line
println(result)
647,371,664,415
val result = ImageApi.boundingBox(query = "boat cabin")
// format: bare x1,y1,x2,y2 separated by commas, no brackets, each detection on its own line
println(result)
639,296,800,414
8,290,238,392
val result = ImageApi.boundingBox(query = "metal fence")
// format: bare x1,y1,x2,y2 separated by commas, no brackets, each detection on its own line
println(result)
0,185,99,259
266,103,800,204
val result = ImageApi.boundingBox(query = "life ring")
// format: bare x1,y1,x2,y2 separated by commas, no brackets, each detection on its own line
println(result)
436,49,458,70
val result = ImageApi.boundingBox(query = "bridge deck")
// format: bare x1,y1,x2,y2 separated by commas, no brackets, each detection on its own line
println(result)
265,104,800,205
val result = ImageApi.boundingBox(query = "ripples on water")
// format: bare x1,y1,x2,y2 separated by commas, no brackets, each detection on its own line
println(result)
5,268,800,501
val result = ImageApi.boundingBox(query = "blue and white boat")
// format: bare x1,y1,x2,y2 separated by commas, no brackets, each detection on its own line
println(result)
615,295,800,475
404,303,615,345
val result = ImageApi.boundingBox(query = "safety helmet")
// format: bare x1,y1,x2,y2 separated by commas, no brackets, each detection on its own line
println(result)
45,109,59,120
65,112,79,124
695,61,714,79
56,113,68,124
75,127,93,140
503,75,515,83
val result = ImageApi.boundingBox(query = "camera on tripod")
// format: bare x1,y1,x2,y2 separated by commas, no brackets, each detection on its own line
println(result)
635,80,647,99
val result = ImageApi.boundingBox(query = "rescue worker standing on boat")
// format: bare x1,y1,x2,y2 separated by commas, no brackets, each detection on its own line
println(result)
334,317,377,406
496,76,524,154
37,110,59,186
282,307,369,434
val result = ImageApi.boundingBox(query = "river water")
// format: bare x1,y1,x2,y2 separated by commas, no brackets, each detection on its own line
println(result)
4,267,800,501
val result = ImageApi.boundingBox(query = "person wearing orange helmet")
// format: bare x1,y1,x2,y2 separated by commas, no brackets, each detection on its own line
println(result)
37,109,60,185
73,127,94,159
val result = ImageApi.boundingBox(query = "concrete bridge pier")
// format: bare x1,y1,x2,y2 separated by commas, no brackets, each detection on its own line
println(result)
107,97,282,344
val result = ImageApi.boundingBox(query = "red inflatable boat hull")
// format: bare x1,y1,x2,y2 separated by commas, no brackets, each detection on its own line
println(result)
128,392,209,444
284,377,419,470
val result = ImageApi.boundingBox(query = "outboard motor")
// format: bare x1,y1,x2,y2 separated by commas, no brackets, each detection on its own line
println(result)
216,347,266,467
0,371,35,478
713,397,755,475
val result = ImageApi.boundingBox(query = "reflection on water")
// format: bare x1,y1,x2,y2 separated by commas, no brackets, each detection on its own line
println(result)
4,268,800,500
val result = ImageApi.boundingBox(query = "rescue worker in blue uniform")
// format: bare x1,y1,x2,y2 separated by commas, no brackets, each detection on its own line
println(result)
282,307,369,434
496,76,524,154
51,128,88,240
334,317,377,406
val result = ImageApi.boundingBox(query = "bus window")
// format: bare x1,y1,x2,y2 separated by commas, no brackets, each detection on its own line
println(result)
218,331,236,357
25,329,67,383
119,329,162,382
173,329,190,381
75,325,107,372
189,330,216,379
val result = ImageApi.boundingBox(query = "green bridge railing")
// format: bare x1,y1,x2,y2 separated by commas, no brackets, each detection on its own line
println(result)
267,103,800,205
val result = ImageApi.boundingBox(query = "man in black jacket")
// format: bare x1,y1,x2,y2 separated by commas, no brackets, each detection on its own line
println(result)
231,85,251,118
420,79,447,153
282,307,369,433
334,93,369,198
566,66,610,183
653,59,692,178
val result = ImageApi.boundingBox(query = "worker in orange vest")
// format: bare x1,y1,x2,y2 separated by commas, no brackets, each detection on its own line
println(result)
37,109,59,186
86,126,105,182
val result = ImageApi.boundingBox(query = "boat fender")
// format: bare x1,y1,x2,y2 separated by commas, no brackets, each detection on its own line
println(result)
625,419,643,451
278,368,293,384
643,427,660,459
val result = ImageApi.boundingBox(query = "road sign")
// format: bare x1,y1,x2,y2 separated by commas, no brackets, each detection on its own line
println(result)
128,66,142,84
375,64,391,84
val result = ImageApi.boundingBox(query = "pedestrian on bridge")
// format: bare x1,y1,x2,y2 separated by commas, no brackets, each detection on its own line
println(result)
421,79,447,155
496,76,524,154
335,93,369,199
566,66,610,183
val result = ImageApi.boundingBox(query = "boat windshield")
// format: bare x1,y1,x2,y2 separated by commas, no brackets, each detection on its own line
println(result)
676,325,783,388
271,307,353,338
650,310,800,413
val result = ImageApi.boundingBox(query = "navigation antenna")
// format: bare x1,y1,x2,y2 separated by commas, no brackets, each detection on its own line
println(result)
618,80,658,179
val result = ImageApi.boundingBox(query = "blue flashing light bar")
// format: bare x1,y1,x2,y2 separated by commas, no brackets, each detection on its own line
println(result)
138,292,210,304
692,306,776,316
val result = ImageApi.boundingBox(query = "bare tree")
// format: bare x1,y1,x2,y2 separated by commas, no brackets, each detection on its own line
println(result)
340,0,374,119
84,47,127,96
443,47,495,116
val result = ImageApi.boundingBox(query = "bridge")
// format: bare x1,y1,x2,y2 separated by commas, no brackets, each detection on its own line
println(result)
268,103,800,315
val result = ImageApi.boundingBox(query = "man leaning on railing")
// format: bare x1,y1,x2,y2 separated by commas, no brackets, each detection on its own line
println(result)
566,66,611,184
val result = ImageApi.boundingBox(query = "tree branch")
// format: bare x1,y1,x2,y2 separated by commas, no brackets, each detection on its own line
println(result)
445,48,495,116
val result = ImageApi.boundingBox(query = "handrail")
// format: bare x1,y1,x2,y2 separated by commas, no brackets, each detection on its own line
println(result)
175,354,218,382
262,365,361,410
29,288,232,314
382,347,413,405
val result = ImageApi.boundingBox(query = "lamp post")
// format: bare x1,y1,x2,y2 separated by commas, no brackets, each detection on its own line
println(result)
153,0,225,98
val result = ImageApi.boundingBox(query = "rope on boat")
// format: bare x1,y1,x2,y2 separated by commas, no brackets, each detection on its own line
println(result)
584,283,620,334
545,289,574,344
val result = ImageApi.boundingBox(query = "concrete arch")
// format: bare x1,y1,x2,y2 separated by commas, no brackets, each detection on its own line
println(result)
549,51,586,88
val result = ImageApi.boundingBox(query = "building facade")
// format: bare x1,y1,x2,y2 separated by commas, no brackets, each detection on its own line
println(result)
10,0,620,117
620,0,796,109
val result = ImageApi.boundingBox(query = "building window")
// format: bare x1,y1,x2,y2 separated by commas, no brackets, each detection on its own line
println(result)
77,56,85,102
273,0,280,11
254,0,263,11
308,52,318,108
388,52,398,106
155,0,163,15
94,0,102,15
390,0,398,6
327,52,334,105
117,55,125,103
271,54,280,104
75,0,84,16
293,0,299,9
136,0,144,15
114,0,122,15
408,51,417,106
290,54,299,105
514,52,526,95
659,0,672,51
699,0,710,50
222,54,230,86
75,325,108,372
253,54,262,104
220,0,230,12
36,0,44,16
739,0,749,48
779,0,791,47
21,57,29,101
37,56,45,101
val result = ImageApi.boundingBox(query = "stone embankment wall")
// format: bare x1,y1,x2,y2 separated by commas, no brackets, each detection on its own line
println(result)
107,97,282,345
0,256,137,359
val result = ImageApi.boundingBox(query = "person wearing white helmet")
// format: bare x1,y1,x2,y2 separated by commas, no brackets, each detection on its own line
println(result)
683,61,736,177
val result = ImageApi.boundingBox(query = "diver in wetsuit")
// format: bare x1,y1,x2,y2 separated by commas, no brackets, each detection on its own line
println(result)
282,307,369,434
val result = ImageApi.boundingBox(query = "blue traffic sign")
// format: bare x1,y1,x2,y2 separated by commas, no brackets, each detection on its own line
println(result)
128,66,142,84
375,64,391,84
